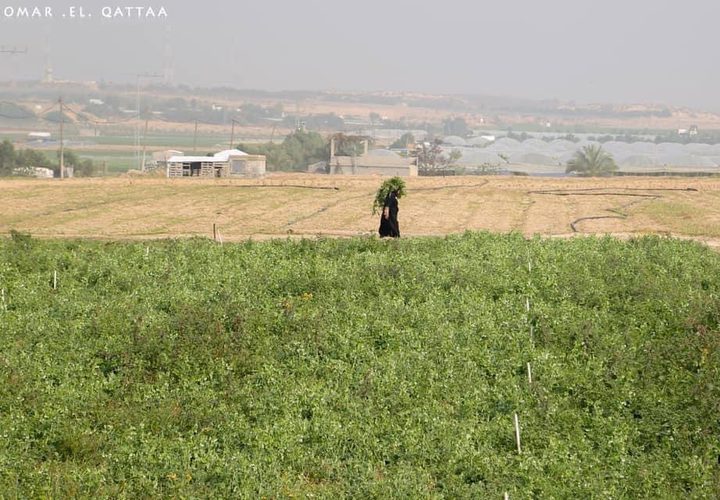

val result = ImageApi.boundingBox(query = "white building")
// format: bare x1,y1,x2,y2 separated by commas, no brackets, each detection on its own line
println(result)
27,132,52,142
166,149,266,178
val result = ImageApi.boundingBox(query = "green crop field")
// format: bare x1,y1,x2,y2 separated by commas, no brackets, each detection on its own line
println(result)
92,134,230,150
73,150,137,174
0,232,719,497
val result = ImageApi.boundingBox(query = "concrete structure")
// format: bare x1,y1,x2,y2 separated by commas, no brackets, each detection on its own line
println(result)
166,149,266,178
328,138,417,176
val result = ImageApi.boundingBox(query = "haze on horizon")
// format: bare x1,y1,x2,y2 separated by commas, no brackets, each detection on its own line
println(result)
0,0,718,111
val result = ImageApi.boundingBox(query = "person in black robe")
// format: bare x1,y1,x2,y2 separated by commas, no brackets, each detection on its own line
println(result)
378,190,400,238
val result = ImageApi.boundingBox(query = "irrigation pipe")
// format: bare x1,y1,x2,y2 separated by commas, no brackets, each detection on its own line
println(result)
412,181,489,192
218,184,340,191
529,187,698,233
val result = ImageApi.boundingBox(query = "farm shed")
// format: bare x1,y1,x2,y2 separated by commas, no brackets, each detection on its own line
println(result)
166,149,266,178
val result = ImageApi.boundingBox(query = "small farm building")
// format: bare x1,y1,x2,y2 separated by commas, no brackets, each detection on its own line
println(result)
166,149,266,178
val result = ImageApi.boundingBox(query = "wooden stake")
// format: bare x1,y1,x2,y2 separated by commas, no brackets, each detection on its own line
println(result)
1,288,5,311
525,297,530,312
53,271,57,290
527,362,532,384
213,223,217,241
514,413,522,454
504,493,509,500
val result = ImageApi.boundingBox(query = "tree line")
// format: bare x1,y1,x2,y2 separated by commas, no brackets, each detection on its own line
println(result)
0,140,96,177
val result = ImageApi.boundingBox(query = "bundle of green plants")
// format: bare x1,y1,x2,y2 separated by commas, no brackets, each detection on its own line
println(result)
372,176,407,214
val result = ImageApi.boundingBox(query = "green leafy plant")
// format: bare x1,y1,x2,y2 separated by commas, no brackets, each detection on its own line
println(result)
1,234,718,497
566,144,618,176
372,176,406,215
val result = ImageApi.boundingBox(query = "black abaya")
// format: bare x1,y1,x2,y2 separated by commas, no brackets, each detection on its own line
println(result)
378,191,400,238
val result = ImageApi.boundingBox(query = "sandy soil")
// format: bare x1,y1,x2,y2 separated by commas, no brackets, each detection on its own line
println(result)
2,175,720,248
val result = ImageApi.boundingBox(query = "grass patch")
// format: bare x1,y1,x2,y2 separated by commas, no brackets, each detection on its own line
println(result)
642,201,697,219
640,200,720,237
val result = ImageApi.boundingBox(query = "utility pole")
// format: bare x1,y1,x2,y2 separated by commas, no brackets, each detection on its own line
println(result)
135,72,162,170
229,119,238,150
135,76,140,169
59,97,65,180
141,117,149,172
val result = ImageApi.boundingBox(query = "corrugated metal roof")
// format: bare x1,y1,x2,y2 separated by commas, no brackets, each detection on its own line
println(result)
167,156,219,163
167,149,248,163
214,149,248,160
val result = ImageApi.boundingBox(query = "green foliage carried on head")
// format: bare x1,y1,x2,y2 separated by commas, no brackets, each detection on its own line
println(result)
373,176,406,215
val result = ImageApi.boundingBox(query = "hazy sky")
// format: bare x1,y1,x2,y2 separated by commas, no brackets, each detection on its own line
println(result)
1,0,719,109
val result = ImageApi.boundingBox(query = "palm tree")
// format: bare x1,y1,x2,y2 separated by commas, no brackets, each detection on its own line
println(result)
566,144,618,176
